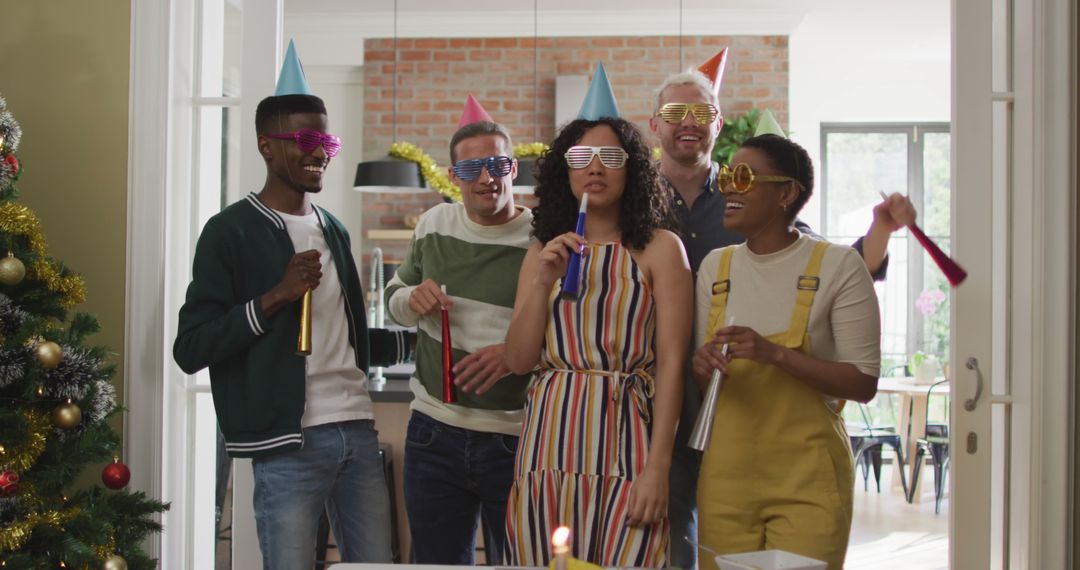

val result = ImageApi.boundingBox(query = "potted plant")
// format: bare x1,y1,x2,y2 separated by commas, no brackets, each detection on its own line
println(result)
911,288,948,384
712,108,762,166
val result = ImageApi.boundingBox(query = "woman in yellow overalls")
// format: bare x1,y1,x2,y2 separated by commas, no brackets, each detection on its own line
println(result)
691,134,882,569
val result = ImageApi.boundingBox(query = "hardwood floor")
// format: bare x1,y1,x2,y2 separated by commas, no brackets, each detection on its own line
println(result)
847,463,948,569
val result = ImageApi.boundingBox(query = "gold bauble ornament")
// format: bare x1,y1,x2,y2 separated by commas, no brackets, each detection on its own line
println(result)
51,400,81,429
0,252,26,287
36,341,62,369
102,554,128,570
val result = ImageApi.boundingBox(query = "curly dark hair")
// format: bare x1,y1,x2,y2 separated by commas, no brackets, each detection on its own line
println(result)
531,117,676,250
740,134,815,221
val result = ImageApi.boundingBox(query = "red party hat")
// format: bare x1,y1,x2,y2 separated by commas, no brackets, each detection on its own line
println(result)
697,48,729,99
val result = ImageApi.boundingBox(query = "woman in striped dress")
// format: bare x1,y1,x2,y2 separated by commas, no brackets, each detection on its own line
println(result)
504,117,692,567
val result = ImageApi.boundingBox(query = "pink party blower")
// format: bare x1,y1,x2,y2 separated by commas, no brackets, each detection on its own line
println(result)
560,193,589,299
881,191,967,287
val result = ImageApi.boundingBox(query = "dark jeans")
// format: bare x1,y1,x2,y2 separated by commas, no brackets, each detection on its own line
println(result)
669,370,703,570
403,411,518,565
669,442,701,569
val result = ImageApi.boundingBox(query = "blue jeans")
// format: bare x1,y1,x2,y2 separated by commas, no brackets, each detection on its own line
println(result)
252,420,392,570
404,411,518,565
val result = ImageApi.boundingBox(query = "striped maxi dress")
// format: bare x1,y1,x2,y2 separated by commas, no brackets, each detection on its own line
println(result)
504,242,669,568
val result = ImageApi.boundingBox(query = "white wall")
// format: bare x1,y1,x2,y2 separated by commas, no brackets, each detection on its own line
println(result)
789,0,950,228
297,65,368,262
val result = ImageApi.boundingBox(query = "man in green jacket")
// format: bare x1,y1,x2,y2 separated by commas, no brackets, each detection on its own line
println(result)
174,90,410,569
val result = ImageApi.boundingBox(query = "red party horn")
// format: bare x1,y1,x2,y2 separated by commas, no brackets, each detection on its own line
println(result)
880,191,967,287
440,285,456,403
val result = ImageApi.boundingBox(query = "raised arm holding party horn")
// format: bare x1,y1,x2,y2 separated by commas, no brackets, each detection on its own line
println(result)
878,190,967,286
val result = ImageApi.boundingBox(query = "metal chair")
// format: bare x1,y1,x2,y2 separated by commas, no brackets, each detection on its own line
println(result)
908,379,950,513
847,399,909,497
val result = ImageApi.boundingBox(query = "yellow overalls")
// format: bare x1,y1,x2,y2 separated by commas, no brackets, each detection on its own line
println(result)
697,242,854,570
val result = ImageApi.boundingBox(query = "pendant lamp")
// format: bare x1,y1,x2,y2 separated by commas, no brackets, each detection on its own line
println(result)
354,0,427,194
513,0,542,194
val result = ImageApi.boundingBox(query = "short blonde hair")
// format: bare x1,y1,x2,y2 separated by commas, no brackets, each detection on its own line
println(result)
653,70,719,114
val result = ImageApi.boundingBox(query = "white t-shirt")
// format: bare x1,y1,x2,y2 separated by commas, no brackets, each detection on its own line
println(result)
694,234,882,384
278,209,374,427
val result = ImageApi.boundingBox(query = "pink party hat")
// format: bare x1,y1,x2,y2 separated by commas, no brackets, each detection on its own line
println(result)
457,94,494,128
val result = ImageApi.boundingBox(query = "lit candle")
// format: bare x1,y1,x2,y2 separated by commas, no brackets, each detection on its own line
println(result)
552,526,571,570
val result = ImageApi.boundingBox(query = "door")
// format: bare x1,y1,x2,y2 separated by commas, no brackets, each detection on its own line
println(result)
951,0,1074,567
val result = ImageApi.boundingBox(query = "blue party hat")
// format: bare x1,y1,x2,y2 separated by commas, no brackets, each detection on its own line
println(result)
275,39,312,96
753,108,787,138
577,62,620,120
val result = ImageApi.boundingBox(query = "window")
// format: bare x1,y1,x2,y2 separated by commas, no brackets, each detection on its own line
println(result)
161,0,250,567
820,124,951,378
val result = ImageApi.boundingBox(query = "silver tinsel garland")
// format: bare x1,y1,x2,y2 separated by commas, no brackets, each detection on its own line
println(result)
0,95,22,153
0,294,30,386
0,293,29,335
0,346,29,388
82,379,117,425
42,346,105,402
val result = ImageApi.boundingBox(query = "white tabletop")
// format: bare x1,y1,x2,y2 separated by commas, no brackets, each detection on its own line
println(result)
877,376,949,395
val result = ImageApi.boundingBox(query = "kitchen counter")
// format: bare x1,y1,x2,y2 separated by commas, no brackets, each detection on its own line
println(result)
368,362,415,403
368,377,413,403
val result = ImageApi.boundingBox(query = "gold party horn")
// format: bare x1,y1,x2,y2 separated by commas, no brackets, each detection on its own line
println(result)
297,288,312,355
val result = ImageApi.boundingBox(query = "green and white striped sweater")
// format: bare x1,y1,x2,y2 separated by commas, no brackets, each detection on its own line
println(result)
385,202,534,435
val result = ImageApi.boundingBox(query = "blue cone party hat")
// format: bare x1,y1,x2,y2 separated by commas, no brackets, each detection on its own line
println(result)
275,39,312,96
577,62,620,120
753,108,787,138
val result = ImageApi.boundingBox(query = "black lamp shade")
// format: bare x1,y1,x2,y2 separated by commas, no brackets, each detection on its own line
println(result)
353,158,427,193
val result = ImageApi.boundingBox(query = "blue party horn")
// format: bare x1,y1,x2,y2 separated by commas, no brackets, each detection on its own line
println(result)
560,193,588,299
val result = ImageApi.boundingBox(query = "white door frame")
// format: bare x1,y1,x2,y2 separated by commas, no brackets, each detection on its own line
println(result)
124,0,171,561
952,0,1075,567
126,0,283,567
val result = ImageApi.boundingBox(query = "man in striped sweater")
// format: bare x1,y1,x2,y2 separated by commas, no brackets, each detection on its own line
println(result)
385,119,534,565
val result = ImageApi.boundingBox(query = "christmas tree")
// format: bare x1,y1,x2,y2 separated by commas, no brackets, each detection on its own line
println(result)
0,96,167,569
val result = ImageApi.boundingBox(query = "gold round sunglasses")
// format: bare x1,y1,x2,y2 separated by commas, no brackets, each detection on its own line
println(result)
718,163,802,194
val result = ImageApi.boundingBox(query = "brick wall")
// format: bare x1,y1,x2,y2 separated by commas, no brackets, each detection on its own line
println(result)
359,35,788,269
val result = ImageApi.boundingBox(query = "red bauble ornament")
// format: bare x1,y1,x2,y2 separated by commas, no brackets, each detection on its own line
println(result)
102,458,130,490
0,469,19,497
2,154,17,175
